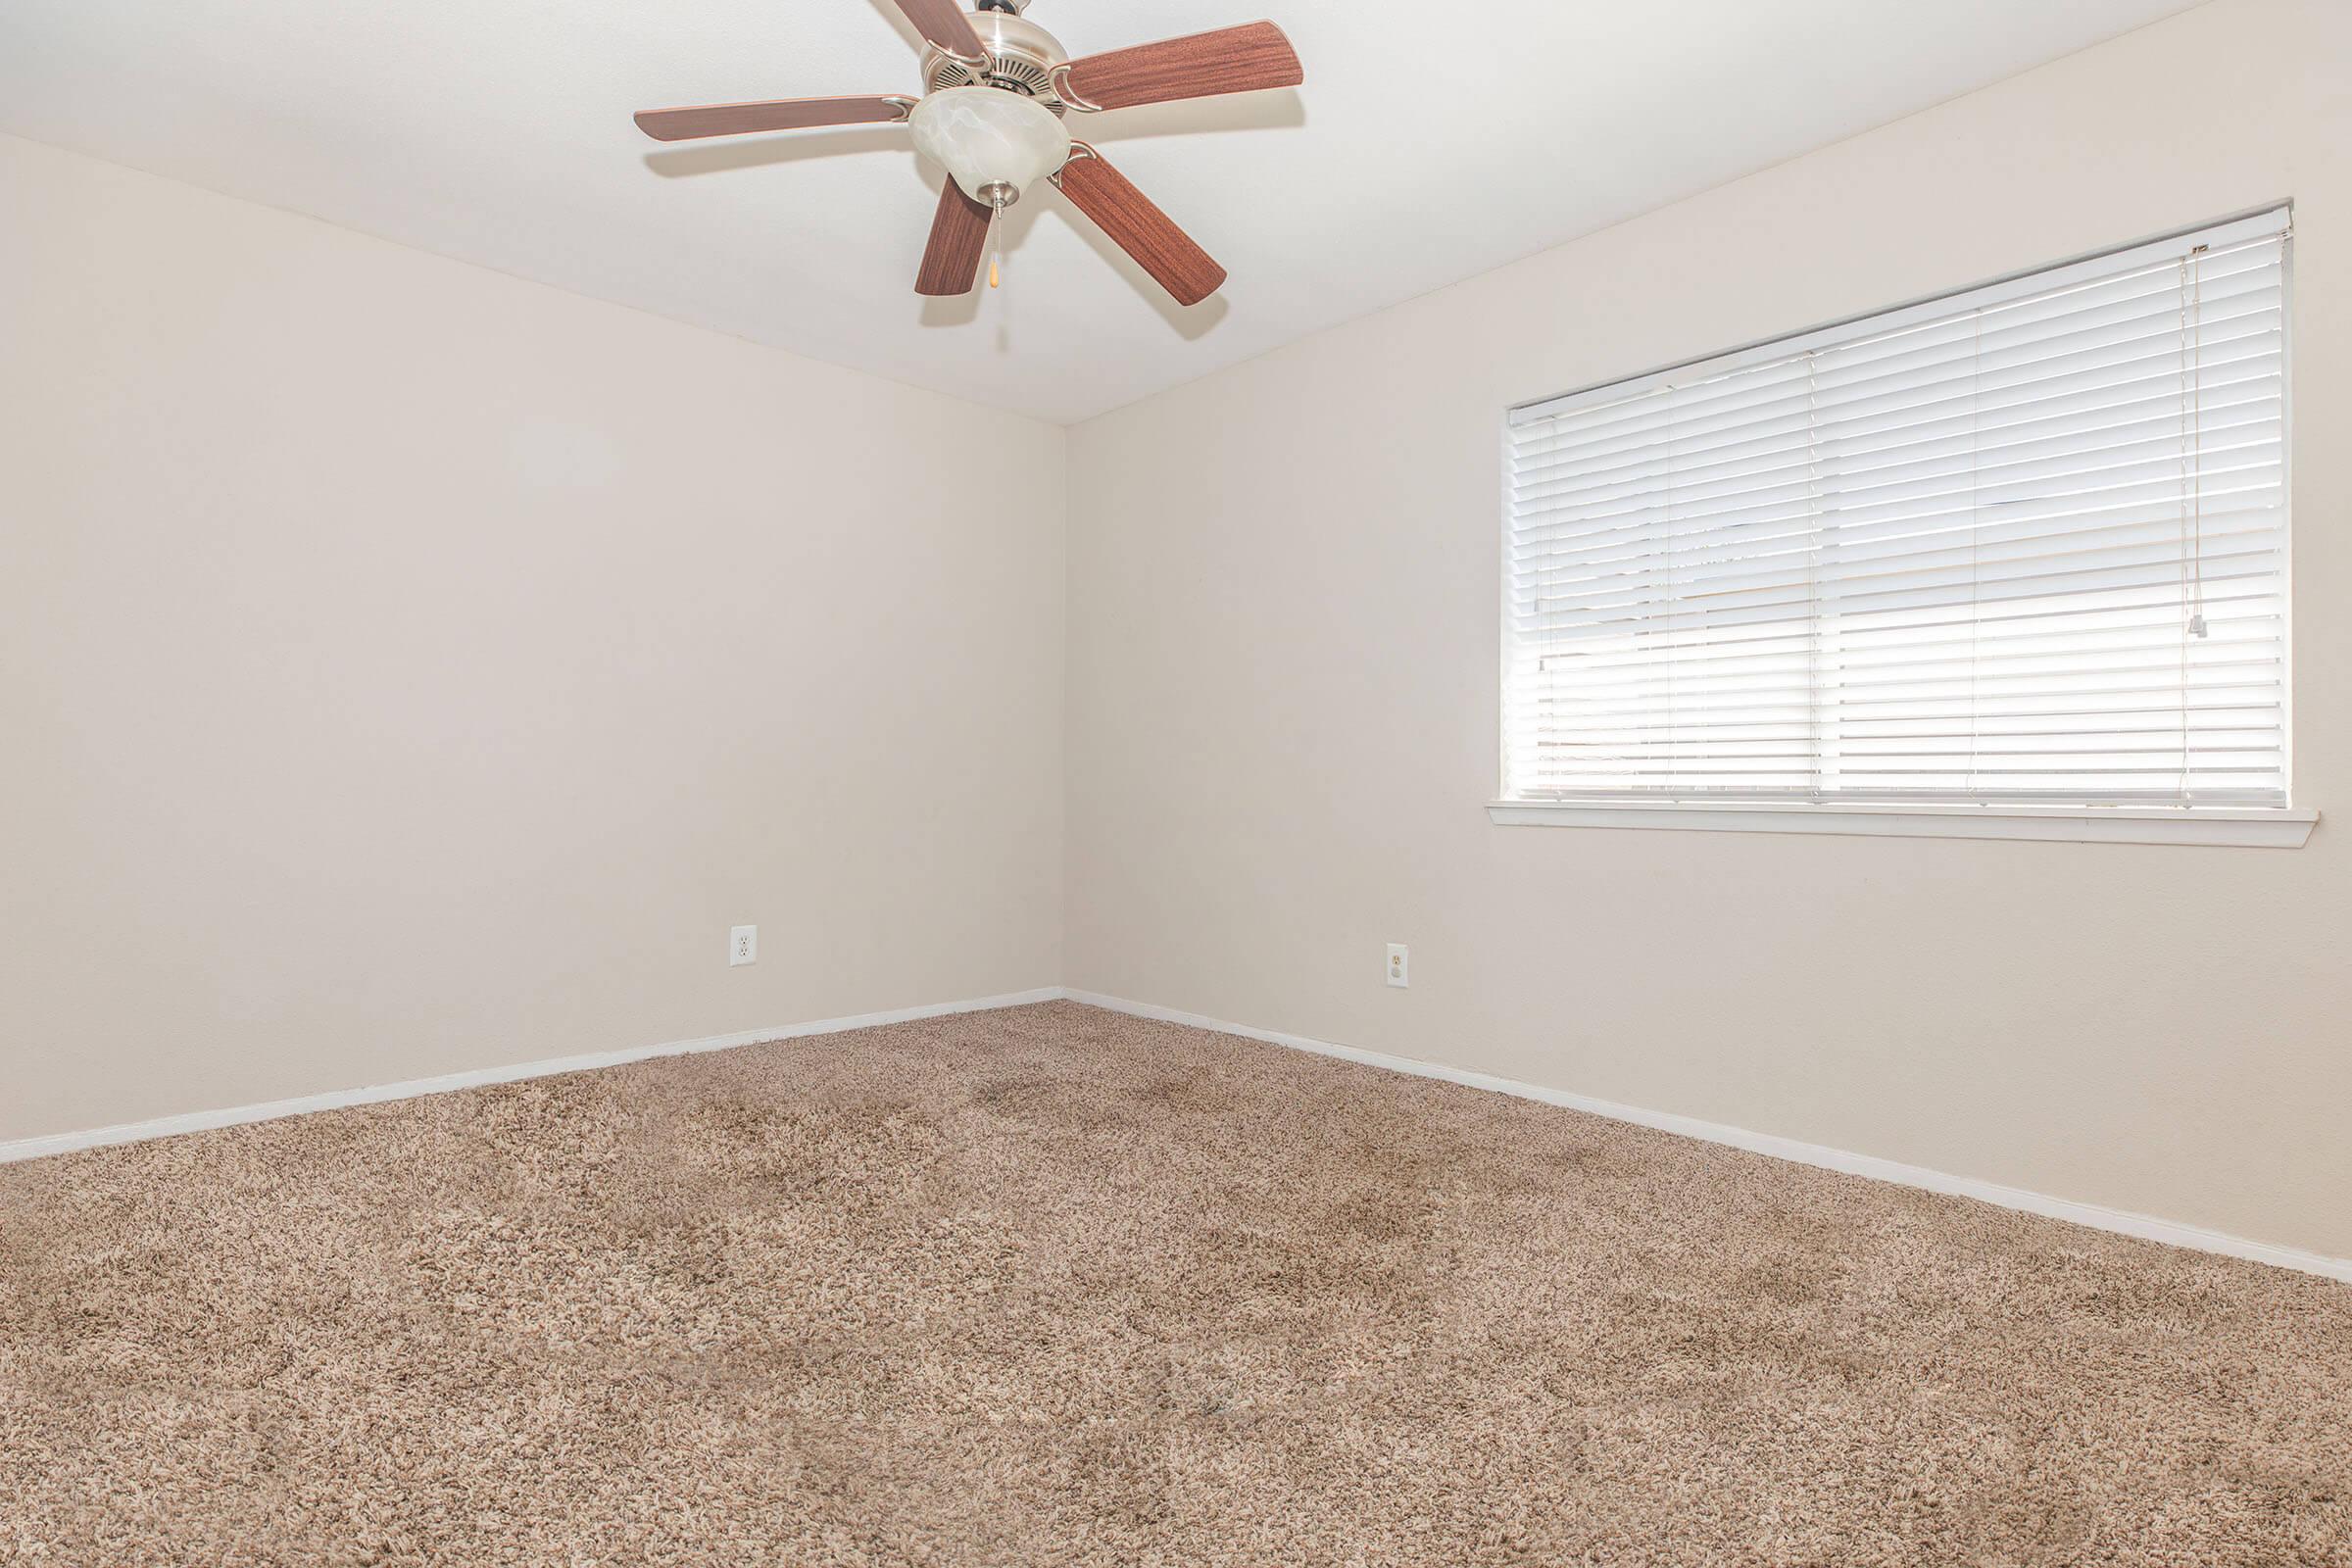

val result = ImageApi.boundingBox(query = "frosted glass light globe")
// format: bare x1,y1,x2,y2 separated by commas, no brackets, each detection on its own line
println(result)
906,86,1072,206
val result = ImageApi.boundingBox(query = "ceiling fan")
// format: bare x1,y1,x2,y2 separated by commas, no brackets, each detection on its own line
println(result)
633,0,1303,307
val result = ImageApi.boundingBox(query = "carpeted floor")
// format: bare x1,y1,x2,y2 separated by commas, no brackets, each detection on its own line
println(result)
3,1002,2348,1565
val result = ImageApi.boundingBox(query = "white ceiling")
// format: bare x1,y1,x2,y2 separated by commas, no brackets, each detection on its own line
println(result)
1,0,2208,424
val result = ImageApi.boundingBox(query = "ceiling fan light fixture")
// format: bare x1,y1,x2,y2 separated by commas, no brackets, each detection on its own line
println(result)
906,86,1071,208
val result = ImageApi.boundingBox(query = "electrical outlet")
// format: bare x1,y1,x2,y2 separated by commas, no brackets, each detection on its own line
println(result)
1386,943,1409,988
729,925,758,967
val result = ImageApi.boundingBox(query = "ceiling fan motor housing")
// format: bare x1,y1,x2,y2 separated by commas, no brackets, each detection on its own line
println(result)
927,11,1070,113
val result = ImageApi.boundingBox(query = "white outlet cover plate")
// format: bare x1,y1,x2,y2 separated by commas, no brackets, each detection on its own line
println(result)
730,925,758,966
1386,944,1408,988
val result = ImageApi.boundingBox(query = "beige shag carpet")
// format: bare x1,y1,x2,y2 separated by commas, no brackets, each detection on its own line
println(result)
3,1002,2348,1566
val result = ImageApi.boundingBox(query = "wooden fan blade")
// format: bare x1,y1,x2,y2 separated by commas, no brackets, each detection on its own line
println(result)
891,0,985,61
916,181,996,297
634,94,908,142
1057,22,1302,113
1055,152,1227,307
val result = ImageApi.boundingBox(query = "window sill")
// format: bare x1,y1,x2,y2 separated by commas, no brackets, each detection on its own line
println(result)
1487,801,2319,849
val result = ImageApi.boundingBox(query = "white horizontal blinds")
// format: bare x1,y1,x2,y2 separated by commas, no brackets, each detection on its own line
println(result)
1505,211,2290,806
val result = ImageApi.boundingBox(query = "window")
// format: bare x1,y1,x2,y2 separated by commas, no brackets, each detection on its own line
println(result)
1500,211,2300,842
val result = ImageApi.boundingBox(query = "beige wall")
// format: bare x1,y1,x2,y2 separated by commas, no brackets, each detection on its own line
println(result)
1,133,1065,1142
1065,0,2352,1259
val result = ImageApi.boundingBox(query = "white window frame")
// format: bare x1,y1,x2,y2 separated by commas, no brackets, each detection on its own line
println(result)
1492,211,2314,850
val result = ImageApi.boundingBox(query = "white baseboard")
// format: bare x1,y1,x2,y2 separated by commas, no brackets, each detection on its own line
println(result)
1064,990,2352,1286
0,988,1066,1166
13,983,2345,1286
